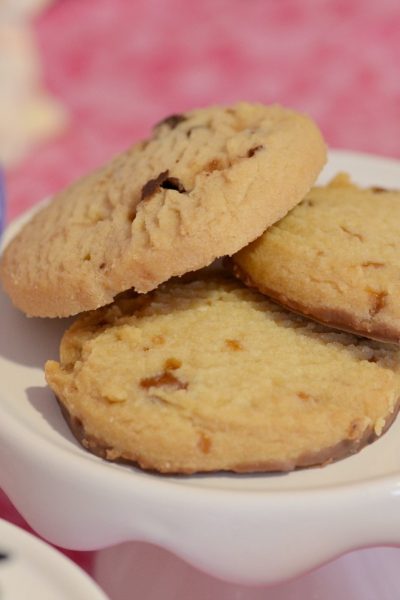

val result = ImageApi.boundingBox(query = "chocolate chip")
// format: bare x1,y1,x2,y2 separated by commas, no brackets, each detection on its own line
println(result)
141,170,170,200
186,125,207,137
141,170,187,201
0,552,10,561
155,113,187,129
247,145,264,157
371,186,388,193
160,177,186,193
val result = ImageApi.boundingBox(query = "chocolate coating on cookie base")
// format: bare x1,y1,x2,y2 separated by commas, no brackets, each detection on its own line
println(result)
56,395,400,475
232,263,400,345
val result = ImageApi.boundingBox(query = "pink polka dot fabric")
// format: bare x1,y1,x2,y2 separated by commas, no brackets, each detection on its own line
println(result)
5,0,400,220
2,0,400,577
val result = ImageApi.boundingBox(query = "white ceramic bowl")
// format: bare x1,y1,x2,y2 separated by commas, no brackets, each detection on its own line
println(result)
0,518,107,599
1,150,400,587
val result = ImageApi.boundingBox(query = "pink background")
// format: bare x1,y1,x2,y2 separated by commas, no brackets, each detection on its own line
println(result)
2,0,400,584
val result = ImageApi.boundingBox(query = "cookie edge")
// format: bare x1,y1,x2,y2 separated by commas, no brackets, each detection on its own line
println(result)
232,262,400,345
56,394,400,475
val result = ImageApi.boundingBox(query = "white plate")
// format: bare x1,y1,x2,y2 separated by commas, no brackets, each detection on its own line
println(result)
0,518,107,600
1,150,400,586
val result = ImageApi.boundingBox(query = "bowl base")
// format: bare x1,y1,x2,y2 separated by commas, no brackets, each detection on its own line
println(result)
94,542,400,599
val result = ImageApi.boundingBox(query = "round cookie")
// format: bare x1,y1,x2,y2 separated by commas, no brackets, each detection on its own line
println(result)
233,174,400,344
0,102,326,317
45,276,400,474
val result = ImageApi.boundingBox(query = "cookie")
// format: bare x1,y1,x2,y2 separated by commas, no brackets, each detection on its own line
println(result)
0,102,326,317
233,174,400,344
45,276,400,474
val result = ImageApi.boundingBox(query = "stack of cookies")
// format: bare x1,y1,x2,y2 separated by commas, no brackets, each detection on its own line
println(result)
2,102,400,474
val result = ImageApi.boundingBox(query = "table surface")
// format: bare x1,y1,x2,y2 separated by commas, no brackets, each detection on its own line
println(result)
2,0,400,588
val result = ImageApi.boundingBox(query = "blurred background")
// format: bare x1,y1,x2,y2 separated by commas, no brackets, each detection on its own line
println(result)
1,0,400,580
2,0,400,224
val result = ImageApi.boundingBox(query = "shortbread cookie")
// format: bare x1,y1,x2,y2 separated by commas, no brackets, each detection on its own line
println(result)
45,277,400,474
233,174,400,344
0,102,326,317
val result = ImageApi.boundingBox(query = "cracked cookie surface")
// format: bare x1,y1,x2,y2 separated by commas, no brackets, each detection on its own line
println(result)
45,276,400,474
0,102,325,317
233,174,400,343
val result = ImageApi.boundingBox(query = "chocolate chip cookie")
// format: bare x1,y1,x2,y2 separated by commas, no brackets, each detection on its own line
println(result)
0,102,326,317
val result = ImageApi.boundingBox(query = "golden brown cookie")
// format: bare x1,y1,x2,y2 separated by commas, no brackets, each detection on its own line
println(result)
0,102,325,317
233,174,400,344
45,276,400,474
